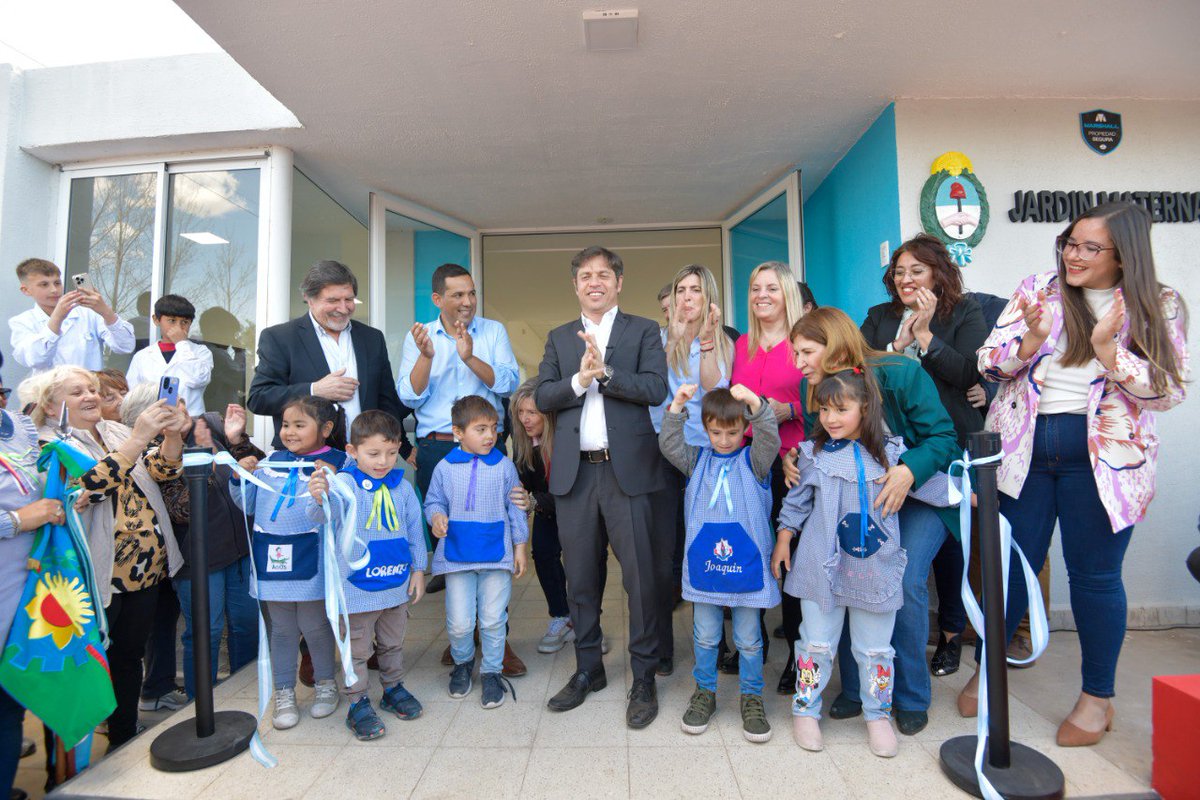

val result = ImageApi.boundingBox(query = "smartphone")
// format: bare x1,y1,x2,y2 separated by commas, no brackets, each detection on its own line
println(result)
158,376,180,407
72,273,95,293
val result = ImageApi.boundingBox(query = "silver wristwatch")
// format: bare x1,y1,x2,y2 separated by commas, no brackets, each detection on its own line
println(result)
598,365,614,384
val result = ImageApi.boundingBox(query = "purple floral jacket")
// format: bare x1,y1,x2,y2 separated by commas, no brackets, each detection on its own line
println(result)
978,271,1189,532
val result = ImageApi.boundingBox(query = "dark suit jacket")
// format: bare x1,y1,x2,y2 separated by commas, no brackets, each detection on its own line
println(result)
535,310,668,497
860,296,988,447
248,315,411,452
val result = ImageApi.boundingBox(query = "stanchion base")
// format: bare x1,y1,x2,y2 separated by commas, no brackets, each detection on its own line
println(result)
149,710,257,772
940,736,1065,799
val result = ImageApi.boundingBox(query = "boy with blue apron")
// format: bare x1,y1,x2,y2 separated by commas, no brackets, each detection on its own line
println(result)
658,384,781,743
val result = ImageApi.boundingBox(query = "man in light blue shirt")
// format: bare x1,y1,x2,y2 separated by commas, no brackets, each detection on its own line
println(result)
396,262,520,531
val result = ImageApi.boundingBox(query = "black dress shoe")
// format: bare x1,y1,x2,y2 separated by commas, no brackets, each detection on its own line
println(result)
930,633,963,676
626,677,658,729
19,737,34,759
772,624,786,640
12,789,28,800
775,661,796,695
426,574,446,594
655,657,674,677
828,692,863,719
895,708,928,735
547,669,607,712
719,651,739,675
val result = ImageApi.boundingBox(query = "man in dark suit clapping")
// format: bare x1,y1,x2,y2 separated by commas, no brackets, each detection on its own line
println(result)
248,260,411,454
536,246,668,728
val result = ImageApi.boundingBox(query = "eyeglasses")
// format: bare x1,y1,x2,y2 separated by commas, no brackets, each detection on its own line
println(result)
0,389,11,399
1056,236,1115,262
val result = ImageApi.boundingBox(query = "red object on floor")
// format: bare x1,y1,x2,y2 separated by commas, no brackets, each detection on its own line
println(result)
1152,674,1200,800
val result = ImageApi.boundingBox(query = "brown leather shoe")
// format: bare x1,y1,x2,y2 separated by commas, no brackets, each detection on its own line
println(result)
1007,634,1035,668
1056,704,1114,747
299,649,315,688
441,644,454,667
957,672,979,718
502,643,527,677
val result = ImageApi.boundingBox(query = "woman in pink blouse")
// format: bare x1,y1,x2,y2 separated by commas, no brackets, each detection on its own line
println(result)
730,260,807,693
959,202,1189,747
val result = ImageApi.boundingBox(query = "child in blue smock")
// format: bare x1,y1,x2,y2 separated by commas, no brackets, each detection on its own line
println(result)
425,395,528,710
772,368,950,758
658,383,780,743
231,395,348,731
307,410,427,741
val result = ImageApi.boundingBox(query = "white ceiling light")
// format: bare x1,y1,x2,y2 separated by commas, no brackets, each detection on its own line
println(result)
583,9,638,51
180,231,229,245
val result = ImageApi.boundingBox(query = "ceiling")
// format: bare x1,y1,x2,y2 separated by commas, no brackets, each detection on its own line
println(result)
174,0,1200,229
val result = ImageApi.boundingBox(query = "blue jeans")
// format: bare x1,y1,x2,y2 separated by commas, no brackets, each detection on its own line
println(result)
794,600,896,721
693,603,763,695
0,686,24,796
837,498,949,712
175,556,260,699
445,569,512,674
976,414,1133,698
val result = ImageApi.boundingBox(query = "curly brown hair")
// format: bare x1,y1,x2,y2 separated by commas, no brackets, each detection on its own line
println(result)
883,233,964,321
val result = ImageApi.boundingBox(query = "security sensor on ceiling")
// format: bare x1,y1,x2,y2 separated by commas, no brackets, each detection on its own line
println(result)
583,9,639,51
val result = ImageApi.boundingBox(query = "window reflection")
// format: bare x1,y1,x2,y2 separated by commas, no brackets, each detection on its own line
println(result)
64,172,158,372
729,193,789,333
163,169,261,417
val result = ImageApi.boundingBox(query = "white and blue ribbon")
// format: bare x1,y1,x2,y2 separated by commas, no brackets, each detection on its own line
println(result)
178,451,371,768
707,460,733,514
947,451,1049,800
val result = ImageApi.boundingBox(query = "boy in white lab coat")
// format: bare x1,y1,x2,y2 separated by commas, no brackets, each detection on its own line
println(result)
10,257,135,374
126,294,214,414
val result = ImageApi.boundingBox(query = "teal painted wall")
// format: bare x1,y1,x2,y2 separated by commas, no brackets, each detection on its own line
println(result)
802,104,900,326
413,229,471,324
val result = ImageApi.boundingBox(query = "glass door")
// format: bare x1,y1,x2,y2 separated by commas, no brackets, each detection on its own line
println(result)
367,192,479,374
721,172,804,333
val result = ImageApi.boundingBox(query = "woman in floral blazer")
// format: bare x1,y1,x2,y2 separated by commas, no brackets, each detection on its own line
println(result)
957,202,1189,747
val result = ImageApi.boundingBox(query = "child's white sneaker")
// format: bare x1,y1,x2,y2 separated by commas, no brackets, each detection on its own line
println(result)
273,688,299,730
866,718,898,758
310,680,340,719
791,715,823,751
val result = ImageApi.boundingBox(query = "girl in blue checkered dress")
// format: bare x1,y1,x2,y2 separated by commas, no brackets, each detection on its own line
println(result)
658,383,780,743
230,396,349,731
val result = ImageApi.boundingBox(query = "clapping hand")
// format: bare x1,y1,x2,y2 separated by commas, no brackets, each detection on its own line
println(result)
699,303,721,341
412,322,436,359
1090,287,1125,368
892,314,917,352
224,404,247,445
454,320,475,362
910,287,937,339
576,331,606,388
1018,290,1052,341
669,383,697,413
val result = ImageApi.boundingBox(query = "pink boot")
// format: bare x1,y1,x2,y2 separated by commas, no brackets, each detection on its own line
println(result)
866,718,898,758
791,715,824,751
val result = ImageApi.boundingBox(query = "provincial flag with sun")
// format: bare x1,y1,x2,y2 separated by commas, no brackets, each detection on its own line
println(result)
0,438,115,751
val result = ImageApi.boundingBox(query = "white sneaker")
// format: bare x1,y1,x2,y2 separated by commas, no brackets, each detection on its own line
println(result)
310,680,340,719
139,688,188,712
273,688,299,730
538,617,575,654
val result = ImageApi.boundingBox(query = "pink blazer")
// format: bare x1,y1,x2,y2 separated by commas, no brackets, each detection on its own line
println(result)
978,270,1189,532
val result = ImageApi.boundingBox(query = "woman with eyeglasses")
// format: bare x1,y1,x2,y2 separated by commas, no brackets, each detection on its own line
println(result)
957,201,1189,746
860,234,989,683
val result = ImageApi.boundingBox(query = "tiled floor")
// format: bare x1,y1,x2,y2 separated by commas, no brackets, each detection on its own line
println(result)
35,561,1194,799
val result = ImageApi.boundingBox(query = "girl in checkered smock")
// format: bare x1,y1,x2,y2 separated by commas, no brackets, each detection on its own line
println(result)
230,396,348,731
658,383,780,744
772,367,949,759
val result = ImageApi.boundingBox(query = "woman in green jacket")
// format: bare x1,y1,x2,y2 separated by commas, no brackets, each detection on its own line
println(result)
782,307,957,737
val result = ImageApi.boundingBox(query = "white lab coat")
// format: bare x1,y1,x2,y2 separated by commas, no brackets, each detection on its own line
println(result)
126,340,214,415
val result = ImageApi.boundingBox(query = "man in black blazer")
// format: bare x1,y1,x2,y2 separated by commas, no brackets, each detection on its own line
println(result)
248,260,411,453
536,246,668,728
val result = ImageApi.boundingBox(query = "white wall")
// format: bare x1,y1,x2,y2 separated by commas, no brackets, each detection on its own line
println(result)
0,65,58,383
896,98,1200,628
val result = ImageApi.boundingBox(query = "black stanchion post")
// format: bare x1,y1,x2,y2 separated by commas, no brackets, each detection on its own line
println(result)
151,446,257,772
939,432,1064,800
